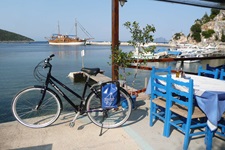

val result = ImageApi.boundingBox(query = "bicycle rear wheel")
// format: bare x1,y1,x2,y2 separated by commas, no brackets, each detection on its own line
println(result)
86,87,132,128
12,86,61,128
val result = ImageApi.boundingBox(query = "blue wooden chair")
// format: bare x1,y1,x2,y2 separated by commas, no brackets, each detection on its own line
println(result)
198,66,219,79
206,64,225,79
220,69,225,80
149,66,171,136
206,113,225,150
206,64,225,71
165,76,207,150
216,113,225,137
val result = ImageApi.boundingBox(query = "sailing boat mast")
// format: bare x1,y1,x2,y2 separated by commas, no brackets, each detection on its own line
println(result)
58,21,60,35
75,19,77,38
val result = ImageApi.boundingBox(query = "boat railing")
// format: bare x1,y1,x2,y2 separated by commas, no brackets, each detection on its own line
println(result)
127,55,225,75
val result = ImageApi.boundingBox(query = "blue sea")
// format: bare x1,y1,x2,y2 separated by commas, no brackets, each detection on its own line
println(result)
0,42,224,123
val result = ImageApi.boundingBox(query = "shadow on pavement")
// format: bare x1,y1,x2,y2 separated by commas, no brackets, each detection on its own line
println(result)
123,100,149,127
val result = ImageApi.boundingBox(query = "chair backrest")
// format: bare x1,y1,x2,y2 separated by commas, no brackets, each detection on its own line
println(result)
151,67,171,100
220,69,225,80
168,76,194,117
206,64,225,71
151,66,171,75
207,64,219,71
198,66,219,79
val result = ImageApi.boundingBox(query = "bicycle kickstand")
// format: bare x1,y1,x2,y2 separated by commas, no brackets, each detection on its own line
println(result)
69,111,80,127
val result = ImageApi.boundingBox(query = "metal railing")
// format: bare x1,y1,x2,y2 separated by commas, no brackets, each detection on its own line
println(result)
128,55,225,75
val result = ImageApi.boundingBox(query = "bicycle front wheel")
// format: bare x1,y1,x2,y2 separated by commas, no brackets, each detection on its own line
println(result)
86,87,132,128
12,86,61,128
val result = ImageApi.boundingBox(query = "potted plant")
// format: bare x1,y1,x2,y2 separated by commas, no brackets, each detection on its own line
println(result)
123,21,156,90
109,21,156,108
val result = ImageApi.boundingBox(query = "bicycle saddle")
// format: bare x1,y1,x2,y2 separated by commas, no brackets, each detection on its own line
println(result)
81,67,100,76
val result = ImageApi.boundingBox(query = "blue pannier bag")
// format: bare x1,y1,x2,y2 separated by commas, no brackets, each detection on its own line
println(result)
101,81,120,108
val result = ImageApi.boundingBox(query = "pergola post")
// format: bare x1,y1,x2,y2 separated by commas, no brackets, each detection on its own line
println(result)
111,0,119,81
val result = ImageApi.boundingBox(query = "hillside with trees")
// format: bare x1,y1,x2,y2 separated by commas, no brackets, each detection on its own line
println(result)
170,9,225,47
0,29,34,42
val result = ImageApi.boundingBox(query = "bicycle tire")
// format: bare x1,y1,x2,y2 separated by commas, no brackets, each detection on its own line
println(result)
86,87,132,128
12,86,61,128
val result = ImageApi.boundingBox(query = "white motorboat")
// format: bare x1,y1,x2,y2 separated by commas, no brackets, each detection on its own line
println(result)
177,52,204,63
131,47,169,59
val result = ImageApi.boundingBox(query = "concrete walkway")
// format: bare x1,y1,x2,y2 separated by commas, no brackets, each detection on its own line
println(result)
0,93,224,150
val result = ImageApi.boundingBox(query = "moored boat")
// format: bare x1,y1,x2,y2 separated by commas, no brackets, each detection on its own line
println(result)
176,52,203,63
47,19,93,46
131,47,181,59
48,34,86,45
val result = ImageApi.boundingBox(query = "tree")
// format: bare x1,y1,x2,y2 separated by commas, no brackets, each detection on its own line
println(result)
202,29,215,38
123,21,156,89
123,21,156,49
173,32,183,40
201,13,210,24
109,48,134,81
109,21,156,89
190,23,202,42
210,9,220,20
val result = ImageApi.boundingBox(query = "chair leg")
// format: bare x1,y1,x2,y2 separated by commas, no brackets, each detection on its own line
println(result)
183,132,190,150
222,125,225,134
205,126,213,150
163,111,169,137
183,119,192,150
149,102,156,126
164,110,171,137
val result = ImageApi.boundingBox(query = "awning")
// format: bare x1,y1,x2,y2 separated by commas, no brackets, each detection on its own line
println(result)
155,0,225,10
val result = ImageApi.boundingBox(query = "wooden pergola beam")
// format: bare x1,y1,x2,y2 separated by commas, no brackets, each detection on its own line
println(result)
111,0,119,81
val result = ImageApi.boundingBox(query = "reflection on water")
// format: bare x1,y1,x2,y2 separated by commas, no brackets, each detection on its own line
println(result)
146,59,225,74
175,62,200,73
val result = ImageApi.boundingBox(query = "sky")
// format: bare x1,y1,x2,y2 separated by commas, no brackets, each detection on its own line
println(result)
0,0,211,41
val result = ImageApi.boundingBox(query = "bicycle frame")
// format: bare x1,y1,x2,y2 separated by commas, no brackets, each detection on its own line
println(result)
48,75,86,110
38,61,96,112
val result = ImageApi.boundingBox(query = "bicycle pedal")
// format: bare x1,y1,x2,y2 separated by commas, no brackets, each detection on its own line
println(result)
69,122,75,128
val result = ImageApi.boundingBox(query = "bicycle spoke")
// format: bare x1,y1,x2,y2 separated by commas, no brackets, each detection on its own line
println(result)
12,87,61,128
86,88,132,128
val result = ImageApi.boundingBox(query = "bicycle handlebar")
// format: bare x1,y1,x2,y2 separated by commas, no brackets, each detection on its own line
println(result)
45,54,55,63
33,54,55,82
49,54,55,58
43,54,55,68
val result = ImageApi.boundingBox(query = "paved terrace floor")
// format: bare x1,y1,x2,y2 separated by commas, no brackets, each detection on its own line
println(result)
0,93,225,150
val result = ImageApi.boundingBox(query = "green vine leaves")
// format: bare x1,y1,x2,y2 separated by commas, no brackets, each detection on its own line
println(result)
109,21,156,81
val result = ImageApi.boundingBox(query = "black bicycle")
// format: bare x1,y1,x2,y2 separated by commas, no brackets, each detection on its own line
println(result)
12,54,132,129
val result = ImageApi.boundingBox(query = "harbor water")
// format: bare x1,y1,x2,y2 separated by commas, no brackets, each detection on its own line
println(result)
0,42,225,123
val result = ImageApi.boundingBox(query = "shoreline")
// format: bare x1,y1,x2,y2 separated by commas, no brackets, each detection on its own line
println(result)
0,41,171,47
86,41,171,47
1,41,225,50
